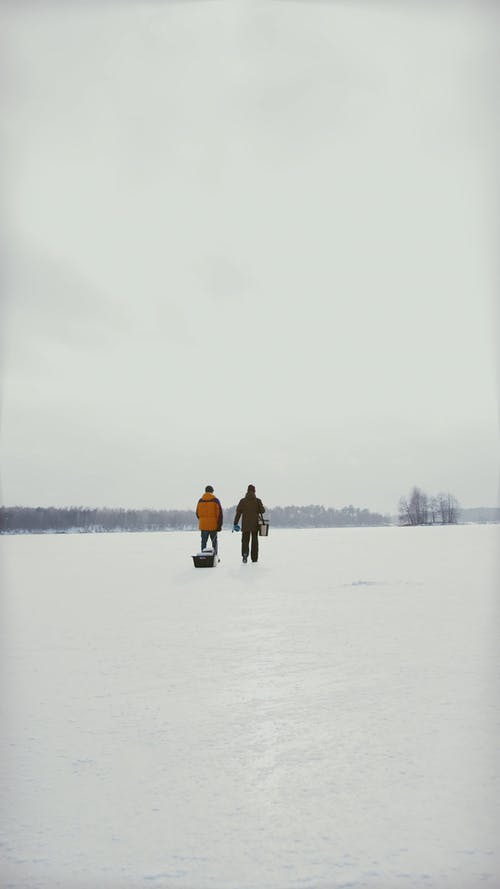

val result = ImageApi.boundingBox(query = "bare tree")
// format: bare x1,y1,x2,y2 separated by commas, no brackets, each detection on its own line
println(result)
410,486,429,525
399,488,460,525
429,496,439,524
399,487,429,525
398,496,412,525
435,492,460,524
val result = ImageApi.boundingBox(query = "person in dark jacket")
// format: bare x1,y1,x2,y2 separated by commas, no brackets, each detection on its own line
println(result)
233,484,266,563
196,485,223,554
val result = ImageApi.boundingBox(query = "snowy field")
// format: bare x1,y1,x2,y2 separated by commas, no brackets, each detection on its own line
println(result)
1,525,499,889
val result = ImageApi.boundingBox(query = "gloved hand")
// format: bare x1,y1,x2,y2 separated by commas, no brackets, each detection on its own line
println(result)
232,524,240,533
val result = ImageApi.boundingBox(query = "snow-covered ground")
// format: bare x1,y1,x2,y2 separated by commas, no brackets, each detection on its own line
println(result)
1,525,499,889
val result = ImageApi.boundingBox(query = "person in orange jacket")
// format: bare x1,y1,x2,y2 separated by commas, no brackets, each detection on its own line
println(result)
196,485,223,554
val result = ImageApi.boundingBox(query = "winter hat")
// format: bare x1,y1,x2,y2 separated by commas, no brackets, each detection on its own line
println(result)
247,484,256,493
205,485,214,493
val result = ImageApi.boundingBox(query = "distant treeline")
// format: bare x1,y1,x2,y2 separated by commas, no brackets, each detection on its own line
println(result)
0,504,390,534
266,504,389,528
0,507,194,534
460,507,500,524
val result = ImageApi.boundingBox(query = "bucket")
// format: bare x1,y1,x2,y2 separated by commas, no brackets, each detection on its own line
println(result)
258,520,270,537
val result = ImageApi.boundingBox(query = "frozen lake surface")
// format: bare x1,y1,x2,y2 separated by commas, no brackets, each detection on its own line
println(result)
1,525,499,889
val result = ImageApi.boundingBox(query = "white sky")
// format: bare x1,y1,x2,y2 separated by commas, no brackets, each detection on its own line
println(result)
1,0,499,513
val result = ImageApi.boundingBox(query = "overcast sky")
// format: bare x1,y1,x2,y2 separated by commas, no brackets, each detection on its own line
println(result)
1,0,499,514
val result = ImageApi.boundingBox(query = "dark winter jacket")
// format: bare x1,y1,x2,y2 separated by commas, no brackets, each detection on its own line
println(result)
196,494,223,531
234,492,265,532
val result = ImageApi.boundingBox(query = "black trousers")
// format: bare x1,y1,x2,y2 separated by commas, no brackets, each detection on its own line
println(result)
242,528,259,562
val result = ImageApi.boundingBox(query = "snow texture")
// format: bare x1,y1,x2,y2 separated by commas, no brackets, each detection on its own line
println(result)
1,525,499,889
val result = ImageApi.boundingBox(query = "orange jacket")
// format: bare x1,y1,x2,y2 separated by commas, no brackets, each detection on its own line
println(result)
196,493,223,531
